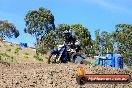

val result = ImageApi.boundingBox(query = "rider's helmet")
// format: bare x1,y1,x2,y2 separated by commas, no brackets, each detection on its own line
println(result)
63,29,75,44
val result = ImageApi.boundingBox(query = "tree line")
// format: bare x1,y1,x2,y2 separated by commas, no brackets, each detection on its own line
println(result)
0,7,131,64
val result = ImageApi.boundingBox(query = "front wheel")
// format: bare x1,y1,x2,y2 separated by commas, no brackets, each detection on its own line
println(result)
48,54,59,64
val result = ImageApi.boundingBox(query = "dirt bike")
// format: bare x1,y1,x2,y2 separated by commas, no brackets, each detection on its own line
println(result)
48,44,85,64
48,44,79,64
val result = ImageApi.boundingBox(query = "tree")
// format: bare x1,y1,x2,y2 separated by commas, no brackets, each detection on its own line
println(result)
100,31,113,52
57,24,70,39
112,24,132,64
37,24,71,54
0,20,19,41
94,29,101,54
57,24,92,54
38,30,58,54
24,7,55,54
70,24,92,54
94,30,113,54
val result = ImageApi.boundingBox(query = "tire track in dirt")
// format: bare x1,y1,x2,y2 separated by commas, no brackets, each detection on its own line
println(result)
0,63,132,88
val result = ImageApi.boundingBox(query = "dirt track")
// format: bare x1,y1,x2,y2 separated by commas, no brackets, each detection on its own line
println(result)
0,63,132,88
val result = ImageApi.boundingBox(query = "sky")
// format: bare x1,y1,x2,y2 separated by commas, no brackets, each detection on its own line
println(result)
0,0,132,47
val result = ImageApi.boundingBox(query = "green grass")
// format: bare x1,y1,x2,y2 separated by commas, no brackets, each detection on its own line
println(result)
14,47,22,54
0,52,18,64
23,52,29,59
33,54,43,61
0,52,10,58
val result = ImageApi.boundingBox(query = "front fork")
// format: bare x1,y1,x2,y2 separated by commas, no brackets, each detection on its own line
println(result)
56,53,62,63
48,53,61,64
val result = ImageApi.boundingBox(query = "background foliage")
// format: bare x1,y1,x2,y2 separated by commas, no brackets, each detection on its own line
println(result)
1,7,131,65
0,20,19,40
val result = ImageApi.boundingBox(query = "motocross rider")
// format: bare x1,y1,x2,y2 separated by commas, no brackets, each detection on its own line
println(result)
63,29,82,62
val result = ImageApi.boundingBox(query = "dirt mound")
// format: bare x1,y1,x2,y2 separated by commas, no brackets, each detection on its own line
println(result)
0,41,49,64
0,63,132,88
